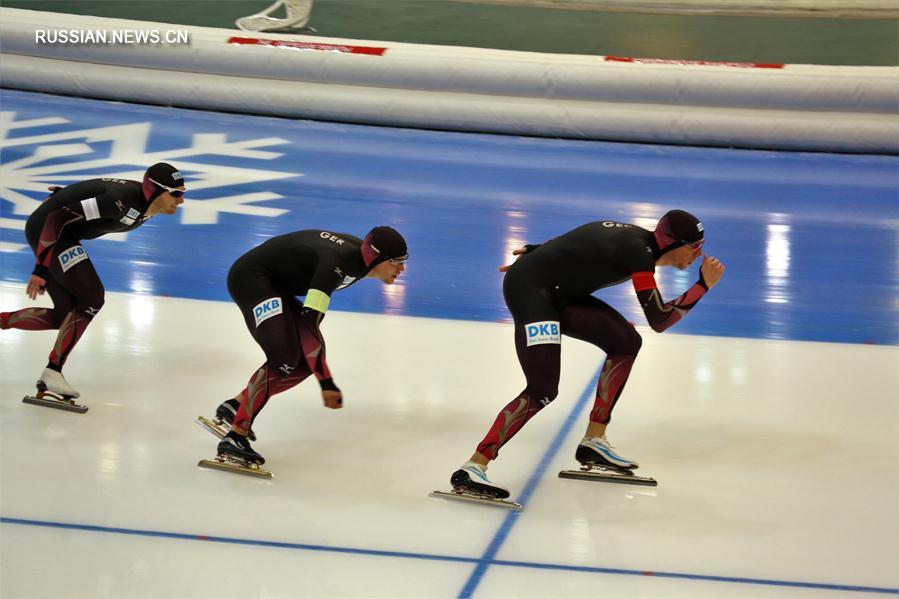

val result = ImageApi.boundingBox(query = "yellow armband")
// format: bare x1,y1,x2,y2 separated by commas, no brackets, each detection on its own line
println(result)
304,289,331,314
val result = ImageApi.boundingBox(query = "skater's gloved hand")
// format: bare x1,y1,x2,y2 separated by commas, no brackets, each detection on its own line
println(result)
26,275,47,300
322,389,343,409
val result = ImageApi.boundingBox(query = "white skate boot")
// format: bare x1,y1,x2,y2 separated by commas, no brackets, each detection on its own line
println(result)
23,368,88,413
38,368,80,398
576,436,639,469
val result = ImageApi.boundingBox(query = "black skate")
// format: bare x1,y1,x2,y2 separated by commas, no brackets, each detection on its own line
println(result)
196,398,256,441
430,465,522,511
197,431,272,479
22,379,88,414
560,436,656,486
561,444,656,487
574,445,636,472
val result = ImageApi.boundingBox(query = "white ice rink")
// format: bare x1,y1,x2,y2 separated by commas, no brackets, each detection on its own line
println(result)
1,282,896,598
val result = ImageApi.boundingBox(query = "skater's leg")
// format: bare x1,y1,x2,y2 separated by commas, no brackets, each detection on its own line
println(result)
13,247,103,398
473,324,561,462
452,321,559,499
451,277,560,497
231,362,309,433
1,272,76,331
45,247,105,371
1,307,57,330
222,355,307,464
561,296,642,428
230,292,310,433
561,297,642,468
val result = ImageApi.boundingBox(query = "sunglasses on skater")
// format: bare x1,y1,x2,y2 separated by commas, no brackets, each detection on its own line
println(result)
683,239,704,252
387,255,409,266
148,177,186,198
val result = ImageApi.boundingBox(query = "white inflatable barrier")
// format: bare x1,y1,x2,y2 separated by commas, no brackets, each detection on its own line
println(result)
465,0,899,18
1,8,896,153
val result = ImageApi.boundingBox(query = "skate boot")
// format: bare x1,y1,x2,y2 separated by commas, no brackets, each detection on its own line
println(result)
215,398,256,441
38,367,80,398
560,437,656,487
575,436,639,470
22,368,88,413
430,462,521,510
451,462,510,499
217,431,265,465
198,431,272,478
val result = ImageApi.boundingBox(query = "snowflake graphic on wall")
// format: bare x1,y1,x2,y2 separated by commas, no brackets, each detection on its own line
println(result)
0,111,299,252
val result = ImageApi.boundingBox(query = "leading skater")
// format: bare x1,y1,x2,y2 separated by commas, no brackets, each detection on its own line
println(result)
1,163,185,401
204,226,408,469
450,210,726,499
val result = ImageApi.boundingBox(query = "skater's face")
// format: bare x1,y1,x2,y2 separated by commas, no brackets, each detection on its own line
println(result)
369,259,405,284
149,188,185,215
657,244,701,270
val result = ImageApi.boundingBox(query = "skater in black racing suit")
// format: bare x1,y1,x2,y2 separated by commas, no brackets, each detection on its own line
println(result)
1,163,185,400
450,210,726,499
212,226,409,467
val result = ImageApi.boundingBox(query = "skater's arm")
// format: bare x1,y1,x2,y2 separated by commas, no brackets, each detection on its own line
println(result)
298,258,343,394
297,302,344,408
34,189,124,267
297,303,333,382
631,256,725,333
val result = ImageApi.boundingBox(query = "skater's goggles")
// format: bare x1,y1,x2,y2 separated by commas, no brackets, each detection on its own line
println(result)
386,255,409,266
148,177,186,198
682,239,704,254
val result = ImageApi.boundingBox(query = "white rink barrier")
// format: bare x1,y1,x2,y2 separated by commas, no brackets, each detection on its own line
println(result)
1,8,897,153
462,0,899,18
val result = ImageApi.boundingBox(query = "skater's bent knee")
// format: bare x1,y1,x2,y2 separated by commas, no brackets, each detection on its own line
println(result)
265,354,303,375
628,329,643,354
78,293,104,318
611,327,642,356
526,384,558,406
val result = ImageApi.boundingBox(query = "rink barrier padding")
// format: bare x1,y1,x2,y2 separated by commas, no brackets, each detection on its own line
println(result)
0,8,897,153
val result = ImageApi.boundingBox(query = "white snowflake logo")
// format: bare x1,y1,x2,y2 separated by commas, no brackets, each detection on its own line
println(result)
0,111,299,252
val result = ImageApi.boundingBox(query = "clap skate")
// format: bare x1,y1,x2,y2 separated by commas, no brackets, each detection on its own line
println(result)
430,463,522,511
22,369,88,414
558,437,657,487
198,431,272,479
196,399,256,441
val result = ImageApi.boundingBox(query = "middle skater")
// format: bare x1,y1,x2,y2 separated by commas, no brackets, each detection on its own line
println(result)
199,226,408,473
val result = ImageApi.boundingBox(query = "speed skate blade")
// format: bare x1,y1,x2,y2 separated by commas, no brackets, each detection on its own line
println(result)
196,416,227,439
559,468,657,487
198,458,273,479
429,490,522,511
22,395,88,414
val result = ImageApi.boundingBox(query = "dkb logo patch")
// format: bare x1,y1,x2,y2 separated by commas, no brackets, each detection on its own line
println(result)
253,297,282,327
58,245,88,273
525,320,561,347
